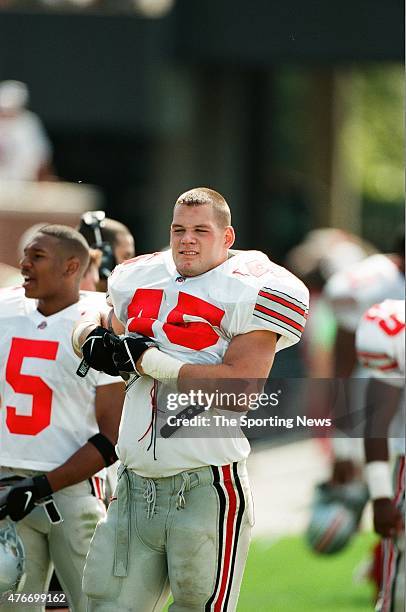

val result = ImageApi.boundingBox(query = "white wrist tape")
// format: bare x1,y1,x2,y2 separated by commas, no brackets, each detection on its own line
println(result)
140,348,183,384
332,437,361,461
72,320,99,356
365,461,393,500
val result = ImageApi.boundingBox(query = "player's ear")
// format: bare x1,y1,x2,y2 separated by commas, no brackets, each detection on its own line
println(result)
63,256,81,278
224,226,235,249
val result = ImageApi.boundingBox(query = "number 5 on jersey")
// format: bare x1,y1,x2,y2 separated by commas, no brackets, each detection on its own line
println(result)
365,305,405,336
6,338,59,436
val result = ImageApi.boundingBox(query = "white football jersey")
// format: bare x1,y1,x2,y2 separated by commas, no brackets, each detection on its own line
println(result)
356,300,405,455
0,287,119,472
108,249,309,477
356,300,405,387
324,254,404,332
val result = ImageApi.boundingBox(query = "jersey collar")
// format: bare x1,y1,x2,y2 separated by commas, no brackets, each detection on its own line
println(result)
31,300,80,325
163,249,236,283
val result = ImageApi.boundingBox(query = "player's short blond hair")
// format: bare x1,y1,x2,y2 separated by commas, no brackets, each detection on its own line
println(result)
175,187,231,228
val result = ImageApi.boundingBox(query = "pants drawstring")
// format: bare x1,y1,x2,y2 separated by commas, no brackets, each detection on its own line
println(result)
143,478,157,519
176,472,191,510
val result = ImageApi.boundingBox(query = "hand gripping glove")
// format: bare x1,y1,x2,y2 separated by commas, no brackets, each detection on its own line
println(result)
112,334,157,375
79,326,121,377
0,475,53,522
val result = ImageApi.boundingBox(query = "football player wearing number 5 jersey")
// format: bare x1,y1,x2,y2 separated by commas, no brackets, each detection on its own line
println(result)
0,225,124,612
74,188,309,612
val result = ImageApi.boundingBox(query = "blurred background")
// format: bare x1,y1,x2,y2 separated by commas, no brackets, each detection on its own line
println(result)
0,1,404,610
0,0,403,257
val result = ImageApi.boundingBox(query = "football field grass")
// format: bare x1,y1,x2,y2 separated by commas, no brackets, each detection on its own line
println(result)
237,533,377,611
164,532,377,611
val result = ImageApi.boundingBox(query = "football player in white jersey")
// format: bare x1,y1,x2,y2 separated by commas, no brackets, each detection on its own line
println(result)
356,300,405,612
0,225,124,612
323,237,404,483
73,187,309,611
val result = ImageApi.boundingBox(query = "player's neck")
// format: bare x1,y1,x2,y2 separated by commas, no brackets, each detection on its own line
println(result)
36,290,79,317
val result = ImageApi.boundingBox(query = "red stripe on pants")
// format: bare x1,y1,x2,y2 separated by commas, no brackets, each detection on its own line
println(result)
214,465,238,612
92,476,103,499
380,455,405,612
381,540,395,612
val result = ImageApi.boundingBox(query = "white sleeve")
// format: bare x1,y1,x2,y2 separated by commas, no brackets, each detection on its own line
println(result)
324,255,403,332
323,272,360,332
230,276,309,352
0,287,30,318
356,306,405,388
106,264,128,325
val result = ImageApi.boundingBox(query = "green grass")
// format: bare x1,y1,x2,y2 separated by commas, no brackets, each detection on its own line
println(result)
164,532,377,611
237,533,377,612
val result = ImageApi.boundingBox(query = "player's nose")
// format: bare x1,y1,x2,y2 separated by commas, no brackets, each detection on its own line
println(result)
180,232,196,244
19,254,32,271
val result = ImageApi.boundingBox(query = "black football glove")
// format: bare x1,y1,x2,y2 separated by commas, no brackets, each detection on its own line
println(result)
112,334,157,374
0,475,53,522
373,498,404,538
79,326,121,377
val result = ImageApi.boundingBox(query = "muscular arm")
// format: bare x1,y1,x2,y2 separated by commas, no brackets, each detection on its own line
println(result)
334,328,356,378
132,331,277,412
74,314,278,412
179,329,277,381
46,382,125,492
329,327,358,483
364,378,402,463
363,378,403,537
173,330,277,411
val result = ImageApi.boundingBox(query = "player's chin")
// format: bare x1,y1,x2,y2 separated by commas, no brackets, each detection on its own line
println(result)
178,262,203,277
175,259,194,274
22,283,38,298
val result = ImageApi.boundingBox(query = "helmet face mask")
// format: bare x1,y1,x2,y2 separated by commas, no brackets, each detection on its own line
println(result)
78,211,117,280
0,521,26,597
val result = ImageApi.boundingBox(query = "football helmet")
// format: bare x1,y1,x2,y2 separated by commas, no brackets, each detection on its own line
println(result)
0,521,26,596
306,481,368,555
306,501,357,554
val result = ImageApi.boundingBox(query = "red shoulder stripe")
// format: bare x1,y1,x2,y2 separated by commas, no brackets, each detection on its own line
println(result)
254,304,304,332
258,291,306,316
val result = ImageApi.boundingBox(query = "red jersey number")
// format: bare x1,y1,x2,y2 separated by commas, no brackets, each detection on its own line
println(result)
6,338,59,436
365,305,405,337
127,289,225,350
127,288,164,337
